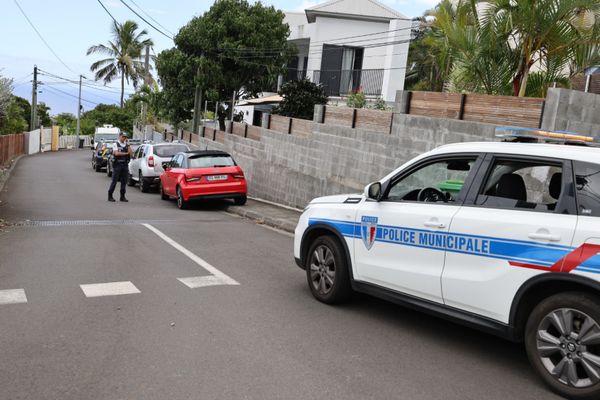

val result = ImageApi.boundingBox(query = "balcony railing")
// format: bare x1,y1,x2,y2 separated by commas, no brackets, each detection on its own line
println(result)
283,68,307,84
313,69,384,96
313,69,384,97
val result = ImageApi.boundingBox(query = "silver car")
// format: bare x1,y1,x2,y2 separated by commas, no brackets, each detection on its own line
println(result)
128,142,190,192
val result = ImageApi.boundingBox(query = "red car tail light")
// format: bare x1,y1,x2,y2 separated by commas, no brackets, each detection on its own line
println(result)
148,155,155,167
232,172,245,179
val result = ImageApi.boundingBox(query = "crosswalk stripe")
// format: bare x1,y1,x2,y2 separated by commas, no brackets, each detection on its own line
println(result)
178,275,237,288
0,289,27,305
80,281,141,298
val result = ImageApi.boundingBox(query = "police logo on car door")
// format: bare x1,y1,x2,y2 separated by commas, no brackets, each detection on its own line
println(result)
361,216,378,250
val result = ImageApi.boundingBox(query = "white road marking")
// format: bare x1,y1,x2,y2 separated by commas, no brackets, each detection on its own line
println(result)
142,223,239,287
178,275,236,288
0,289,27,305
80,281,140,298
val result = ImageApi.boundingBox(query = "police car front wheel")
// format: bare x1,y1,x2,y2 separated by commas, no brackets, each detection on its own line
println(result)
306,236,351,304
525,292,600,400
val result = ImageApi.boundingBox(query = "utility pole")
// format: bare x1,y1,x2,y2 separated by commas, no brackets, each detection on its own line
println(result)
76,75,83,148
231,90,237,121
30,65,38,130
142,45,151,125
192,54,205,134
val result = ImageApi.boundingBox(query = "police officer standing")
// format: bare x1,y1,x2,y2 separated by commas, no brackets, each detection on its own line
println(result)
108,133,132,202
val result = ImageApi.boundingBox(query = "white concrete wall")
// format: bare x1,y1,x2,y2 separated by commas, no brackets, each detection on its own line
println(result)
285,13,410,101
26,129,40,155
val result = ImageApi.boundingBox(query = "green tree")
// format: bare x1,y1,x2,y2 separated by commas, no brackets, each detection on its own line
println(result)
482,0,600,97
174,0,293,130
80,103,136,134
12,96,31,131
0,75,13,131
155,47,196,125
273,78,327,120
54,112,77,135
0,98,28,135
37,102,52,127
87,20,154,107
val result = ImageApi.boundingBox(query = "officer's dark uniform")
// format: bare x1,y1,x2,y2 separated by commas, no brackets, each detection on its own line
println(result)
108,139,130,202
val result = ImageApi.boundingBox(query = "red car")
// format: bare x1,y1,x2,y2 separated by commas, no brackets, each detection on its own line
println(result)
159,150,247,209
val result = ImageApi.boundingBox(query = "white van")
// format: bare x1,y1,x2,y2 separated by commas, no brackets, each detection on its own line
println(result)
92,124,121,150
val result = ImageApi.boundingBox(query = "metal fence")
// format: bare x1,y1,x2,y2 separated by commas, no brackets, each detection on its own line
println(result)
313,69,384,97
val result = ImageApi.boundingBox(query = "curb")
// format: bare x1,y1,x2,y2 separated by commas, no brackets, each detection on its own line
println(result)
225,204,299,233
0,154,26,195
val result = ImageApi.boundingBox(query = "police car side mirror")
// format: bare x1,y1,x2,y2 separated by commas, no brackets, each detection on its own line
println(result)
366,182,382,201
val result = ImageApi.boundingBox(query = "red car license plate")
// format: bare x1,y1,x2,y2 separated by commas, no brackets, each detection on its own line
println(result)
207,175,228,181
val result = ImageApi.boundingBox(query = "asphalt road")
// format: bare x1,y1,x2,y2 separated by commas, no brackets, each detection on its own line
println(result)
0,150,562,400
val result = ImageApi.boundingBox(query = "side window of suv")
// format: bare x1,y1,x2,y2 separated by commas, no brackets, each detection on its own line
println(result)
574,161,600,217
384,157,476,203
476,159,563,213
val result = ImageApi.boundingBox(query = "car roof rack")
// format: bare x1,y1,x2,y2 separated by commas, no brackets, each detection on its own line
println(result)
495,127,600,147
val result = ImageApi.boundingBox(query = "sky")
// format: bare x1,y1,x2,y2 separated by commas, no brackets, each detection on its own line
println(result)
1,0,438,115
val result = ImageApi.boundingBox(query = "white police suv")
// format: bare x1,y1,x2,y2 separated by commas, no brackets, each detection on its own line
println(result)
294,128,600,400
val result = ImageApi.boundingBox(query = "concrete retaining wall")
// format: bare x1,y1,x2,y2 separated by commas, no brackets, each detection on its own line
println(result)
194,114,496,209
542,88,600,135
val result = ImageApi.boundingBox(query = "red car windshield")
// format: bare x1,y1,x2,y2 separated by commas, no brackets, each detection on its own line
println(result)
188,155,235,168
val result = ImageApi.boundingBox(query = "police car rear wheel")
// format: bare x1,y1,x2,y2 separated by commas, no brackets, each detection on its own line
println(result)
306,236,350,304
525,292,600,400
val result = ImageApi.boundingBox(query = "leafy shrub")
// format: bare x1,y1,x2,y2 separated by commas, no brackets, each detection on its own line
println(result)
372,97,389,111
273,78,328,120
346,90,366,109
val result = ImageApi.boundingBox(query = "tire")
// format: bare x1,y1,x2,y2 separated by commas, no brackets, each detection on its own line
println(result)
139,171,149,193
305,235,351,304
234,195,247,206
160,182,169,200
176,186,188,209
525,292,600,400
127,173,135,187
95,161,102,173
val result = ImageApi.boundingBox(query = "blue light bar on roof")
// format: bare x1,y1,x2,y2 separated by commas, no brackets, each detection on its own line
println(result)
495,126,600,146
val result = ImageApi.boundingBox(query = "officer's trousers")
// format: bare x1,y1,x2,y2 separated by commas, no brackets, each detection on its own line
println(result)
108,163,128,197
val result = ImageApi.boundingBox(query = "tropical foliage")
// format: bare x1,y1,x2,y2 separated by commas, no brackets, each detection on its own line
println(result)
273,78,327,120
87,20,154,107
158,0,293,128
408,0,600,97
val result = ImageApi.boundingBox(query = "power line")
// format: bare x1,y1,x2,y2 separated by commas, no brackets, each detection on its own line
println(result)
12,0,77,74
95,0,118,24
127,0,175,36
42,85,101,106
118,0,173,40
38,69,135,93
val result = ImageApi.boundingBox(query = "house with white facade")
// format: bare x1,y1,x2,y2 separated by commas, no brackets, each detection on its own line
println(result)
283,0,412,102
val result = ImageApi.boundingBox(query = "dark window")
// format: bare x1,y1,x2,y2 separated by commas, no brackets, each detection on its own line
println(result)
188,155,235,168
574,161,600,217
476,159,563,213
153,144,188,157
384,157,476,203
170,155,182,168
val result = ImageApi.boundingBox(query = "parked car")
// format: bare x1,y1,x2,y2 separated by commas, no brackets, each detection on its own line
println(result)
128,142,190,192
294,128,600,400
159,150,247,209
91,142,114,172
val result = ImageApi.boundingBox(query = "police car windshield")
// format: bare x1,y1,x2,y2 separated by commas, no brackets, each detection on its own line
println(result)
188,155,235,168
153,145,188,157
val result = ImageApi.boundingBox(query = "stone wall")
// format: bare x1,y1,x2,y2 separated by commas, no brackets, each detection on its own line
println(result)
542,88,600,135
193,114,497,209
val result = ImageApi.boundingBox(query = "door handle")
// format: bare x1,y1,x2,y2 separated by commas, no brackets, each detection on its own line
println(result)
424,221,446,229
528,232,561,242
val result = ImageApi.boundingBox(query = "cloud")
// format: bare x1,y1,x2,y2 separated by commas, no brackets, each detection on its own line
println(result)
292,0,322,12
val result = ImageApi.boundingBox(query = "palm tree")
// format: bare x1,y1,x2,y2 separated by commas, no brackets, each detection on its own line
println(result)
481,0,600,97
87,20,153,107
